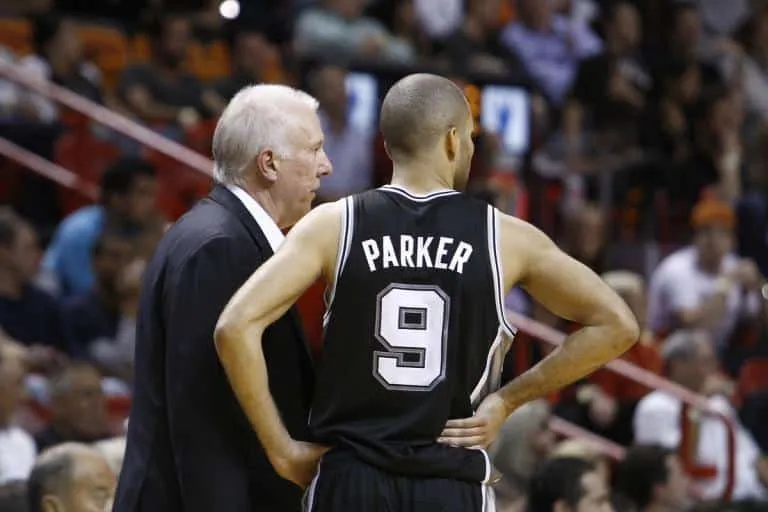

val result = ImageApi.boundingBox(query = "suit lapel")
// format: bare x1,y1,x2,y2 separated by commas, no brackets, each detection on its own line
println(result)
208,185,315,366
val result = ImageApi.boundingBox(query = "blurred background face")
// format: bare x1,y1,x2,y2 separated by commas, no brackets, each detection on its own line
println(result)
0,222,42,284
694,224,733,269
159,17,191,67
327,0,366,20
67,452,116,512
672,7,701,54
93,236,133,293
52,367,108,440
610,3,641,51
472,0,503,29
518,0,553,29
313,66,349,120
234,32,276,80
49,19,82,66
126,174,158,224
669,338,717,392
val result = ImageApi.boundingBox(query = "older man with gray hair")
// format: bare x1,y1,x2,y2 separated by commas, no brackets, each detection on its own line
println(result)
114,85,332,512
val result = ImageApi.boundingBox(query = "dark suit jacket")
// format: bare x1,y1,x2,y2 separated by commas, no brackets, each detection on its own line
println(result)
113,186,314,512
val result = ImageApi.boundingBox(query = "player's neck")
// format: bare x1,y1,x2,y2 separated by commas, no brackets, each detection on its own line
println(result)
389,168,454,195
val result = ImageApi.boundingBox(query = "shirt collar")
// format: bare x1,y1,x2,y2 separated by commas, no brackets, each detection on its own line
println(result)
226,185,285,252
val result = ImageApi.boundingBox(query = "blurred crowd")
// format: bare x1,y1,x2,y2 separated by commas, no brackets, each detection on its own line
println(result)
0,0,767,510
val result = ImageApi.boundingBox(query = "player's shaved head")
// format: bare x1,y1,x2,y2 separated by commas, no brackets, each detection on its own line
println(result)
380,74,471,161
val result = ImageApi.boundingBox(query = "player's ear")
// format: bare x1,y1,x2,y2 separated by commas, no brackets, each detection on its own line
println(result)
255,148,279,183
444,126,458,162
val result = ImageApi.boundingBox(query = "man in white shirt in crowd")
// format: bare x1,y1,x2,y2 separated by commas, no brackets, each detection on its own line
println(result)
0,341,36,484
634,329,768,501
648,198,764,350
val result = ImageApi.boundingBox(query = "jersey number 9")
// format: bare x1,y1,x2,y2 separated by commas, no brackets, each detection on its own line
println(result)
373,283,449,392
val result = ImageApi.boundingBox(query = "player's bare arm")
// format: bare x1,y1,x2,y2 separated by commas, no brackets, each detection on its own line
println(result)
214,201,342,488
441,212,639,447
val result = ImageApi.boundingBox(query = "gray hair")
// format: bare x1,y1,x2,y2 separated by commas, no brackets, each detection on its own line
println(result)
27,443,101,512
661,329,710,363
212,84,319,185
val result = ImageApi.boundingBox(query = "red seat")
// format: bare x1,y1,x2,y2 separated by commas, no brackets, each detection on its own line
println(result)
54,132,119,213
738,358,768,399
142,149,212,220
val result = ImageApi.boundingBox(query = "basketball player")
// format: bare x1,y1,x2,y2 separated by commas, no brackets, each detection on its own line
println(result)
215,74,639,511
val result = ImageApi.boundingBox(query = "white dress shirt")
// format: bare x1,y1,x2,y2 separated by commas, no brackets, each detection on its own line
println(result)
0,426,36,483
634,390,767,501
227,185,285,252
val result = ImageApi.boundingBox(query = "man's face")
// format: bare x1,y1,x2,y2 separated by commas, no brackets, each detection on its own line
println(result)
694,224,733,269
0,223,42,283
235,33,275,80
160,18,191,67
314,67,348,119
126,174,158,225
93,237,133,292
611,3,641,50
56,452,116,512
52,368,108,440
271,107,332,227
573,470,613,512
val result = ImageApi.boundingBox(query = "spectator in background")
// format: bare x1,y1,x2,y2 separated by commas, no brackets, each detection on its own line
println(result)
564,1,652,164
27,443,115,512
634,330,768,501
206,29,281,108
738,125,768,277
526,457,613,512
561,203,608,274
309,64,373,202
42,158,158,298
647,199,763,352
92,436,126,478
35,363,110,452
60,231,133,368
442,0,526,77
294,0,416,64
490,400,556,509
15,13,103,124
0,209,66,367
0,345,36,485
500,0,602,107
549,439,611,485
117,13,206,135
613,444,690,512
87,259,144,383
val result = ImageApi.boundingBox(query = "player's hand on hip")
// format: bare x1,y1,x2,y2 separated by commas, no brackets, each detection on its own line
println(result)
275,441,330,489
438,393,510,448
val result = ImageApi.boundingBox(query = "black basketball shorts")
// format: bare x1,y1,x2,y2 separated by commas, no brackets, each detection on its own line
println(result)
303,450,496,512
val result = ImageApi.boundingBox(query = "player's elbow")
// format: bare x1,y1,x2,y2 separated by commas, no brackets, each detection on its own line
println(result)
214,311,246,358
606,305,640,353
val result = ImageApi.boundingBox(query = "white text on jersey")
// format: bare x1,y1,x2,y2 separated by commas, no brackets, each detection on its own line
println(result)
361,236,473,274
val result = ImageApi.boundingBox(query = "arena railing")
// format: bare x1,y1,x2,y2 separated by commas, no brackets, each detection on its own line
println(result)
0,61,737,499
0,136,98,201
506,310,737,501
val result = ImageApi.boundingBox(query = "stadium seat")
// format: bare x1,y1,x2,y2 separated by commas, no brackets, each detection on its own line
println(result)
75,23,129,91
188,40,231,82
143,149,212,220
54,132,120,213
0,17,32,55
738,357,768,398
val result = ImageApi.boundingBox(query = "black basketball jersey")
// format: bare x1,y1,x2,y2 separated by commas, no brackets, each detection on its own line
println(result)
308,185,516,484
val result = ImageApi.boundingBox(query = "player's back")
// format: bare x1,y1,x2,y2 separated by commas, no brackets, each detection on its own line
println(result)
309,185,515,484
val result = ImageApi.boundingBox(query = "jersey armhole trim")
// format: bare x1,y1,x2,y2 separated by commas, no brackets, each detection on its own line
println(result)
323,196,355,327
487,205,517,337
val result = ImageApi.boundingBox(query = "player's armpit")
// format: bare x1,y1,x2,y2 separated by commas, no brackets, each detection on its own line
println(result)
213,201,341,482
